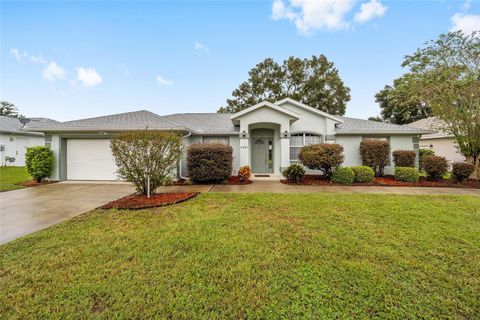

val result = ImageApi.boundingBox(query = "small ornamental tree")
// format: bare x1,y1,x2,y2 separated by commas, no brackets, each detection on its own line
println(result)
187,143,233,183
299,143,344,177
359,140,390,176
392,150,416,167
25,146,54,182
110,131,183,195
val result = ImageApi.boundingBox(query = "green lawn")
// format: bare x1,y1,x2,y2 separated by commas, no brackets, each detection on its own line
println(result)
1,193,479,319
0,166,31,192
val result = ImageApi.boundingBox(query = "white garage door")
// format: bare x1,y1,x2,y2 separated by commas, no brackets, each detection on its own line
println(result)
67,139,118,180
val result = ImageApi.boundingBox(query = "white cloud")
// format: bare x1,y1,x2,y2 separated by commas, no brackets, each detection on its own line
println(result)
77,67,103,87
354,0,387,23
462,0,472,10
156,75,173,86
43,62,66,81
450,13,480,35
194,41,210,53
29,54,47,64
10,48,27,62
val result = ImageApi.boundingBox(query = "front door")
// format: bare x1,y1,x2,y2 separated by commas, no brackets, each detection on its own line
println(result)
251,138,273,173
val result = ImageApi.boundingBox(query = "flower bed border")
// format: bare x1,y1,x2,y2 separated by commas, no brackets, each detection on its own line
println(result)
99,192,198,210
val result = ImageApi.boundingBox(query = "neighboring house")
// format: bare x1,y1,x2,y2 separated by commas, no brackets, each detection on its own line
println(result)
408,117,465,165
27,98,430,181
0,116,58,166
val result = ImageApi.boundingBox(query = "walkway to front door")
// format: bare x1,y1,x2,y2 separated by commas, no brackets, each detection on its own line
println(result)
251,138,273,173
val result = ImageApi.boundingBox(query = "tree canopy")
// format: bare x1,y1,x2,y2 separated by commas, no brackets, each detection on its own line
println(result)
399,31,480,178
218,55,351,115
0,101,24,118
374,74,432,124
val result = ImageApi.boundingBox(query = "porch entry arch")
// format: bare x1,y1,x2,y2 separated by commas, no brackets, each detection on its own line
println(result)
250,128,275,173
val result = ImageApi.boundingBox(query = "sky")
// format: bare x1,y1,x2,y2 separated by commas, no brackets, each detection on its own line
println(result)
1,0,479,121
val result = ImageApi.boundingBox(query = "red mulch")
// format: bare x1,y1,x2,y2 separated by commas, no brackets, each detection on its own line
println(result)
227,176,252,185
281,174,480,189
16,180,58,187
99,192,198,210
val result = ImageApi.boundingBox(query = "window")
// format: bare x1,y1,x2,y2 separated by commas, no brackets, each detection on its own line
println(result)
290,133,322,162
203,136,229,144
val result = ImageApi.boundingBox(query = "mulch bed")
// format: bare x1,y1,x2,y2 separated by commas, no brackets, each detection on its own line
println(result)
16,180,58,187
281,174,480,189
99,192,198,210
227,176,252,185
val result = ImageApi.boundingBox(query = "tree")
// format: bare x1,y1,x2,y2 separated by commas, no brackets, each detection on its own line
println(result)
0,101,24,118
374,75,432,124
368,115,383,122
218,55,351,115
399,31,480,179
110,131,183,195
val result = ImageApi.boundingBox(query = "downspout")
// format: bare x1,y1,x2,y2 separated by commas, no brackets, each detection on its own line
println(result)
178,131,192,180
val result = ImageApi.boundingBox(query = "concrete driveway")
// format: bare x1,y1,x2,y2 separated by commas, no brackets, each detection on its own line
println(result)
0,182,134,244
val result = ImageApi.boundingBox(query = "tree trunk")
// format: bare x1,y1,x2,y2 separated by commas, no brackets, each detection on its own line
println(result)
468,156,480,180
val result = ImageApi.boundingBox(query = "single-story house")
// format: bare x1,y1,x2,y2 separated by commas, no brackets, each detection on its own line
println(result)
0,116,58,166
408,117,464,165
26,98,430,181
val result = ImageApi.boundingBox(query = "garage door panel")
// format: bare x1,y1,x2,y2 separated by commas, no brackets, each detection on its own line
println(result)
67,139,118,180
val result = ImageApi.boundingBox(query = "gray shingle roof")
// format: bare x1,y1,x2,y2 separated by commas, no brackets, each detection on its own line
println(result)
162,113,238,134
27,110,185,132
407,117,449,139
0,116,44,136
335,116,432,134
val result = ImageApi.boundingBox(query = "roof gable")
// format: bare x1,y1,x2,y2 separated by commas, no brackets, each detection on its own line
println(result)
274,98,343,123
230,101,300,122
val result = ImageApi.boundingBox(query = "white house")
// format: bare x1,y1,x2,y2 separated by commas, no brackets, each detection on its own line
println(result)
26,98,430,181
0,116,57,166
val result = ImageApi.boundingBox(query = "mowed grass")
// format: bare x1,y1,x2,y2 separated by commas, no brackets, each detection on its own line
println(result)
1,193,479,319
0,166,31,192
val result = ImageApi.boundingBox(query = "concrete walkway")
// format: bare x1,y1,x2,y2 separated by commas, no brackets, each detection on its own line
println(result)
0,182,134,244
157,180,480,196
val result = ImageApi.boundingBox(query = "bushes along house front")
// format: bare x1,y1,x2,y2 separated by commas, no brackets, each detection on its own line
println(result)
359,140,390,176
187,143,233,183
25,146,54,182
299,143,344,177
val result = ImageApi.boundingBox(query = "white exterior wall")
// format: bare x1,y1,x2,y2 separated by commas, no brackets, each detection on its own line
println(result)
0,133,45,166
420,137,464,165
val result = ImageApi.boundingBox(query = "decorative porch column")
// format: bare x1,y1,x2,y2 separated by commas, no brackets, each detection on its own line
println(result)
239,131,250,167
280,130,290,172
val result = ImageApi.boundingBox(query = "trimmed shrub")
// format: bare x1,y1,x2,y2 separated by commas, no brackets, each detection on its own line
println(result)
350,166,375,183
25,146,54,182
110,131,183,195
299,143,344,177
359,140,390,176
187,143,233,183
331,167,355,184
395,167,419,183
452,162,475,182
238,165,251,182
393,150,416,167
422,155,448,179
419,148,435,170
282,163,306,184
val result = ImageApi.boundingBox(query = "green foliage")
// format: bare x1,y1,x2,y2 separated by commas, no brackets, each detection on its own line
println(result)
0,101,23,118
0,166,31,191
395,167,420,183
1,193,480,318
218,55,351,115
110,131,183,195
419,148,435,170
375,76,432,125
187,143,233,183
25,146,54,182
350,166,375,183
400,31,480,179
452,162,475,182
422,155,448,180
282,163,306,184
331,167,355,184
367,115,383,122
299,143,344,177
392,150,416,167
359,140,390,176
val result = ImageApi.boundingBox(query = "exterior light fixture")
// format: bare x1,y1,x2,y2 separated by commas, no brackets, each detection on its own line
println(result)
241,130,247,138
284,130,289,138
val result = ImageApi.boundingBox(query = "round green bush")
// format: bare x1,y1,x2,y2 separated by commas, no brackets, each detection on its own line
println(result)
422,155,448,179
25,146,54,182
282,163,306,184
331,167,355,185
452,162,475,182
350,166,375,183
394,167,420,183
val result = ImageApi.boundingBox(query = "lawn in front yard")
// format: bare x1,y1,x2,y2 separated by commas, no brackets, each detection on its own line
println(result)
0,166,31,192
1,193,479,319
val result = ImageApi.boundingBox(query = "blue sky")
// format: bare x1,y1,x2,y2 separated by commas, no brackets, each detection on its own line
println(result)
1,0,479,121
